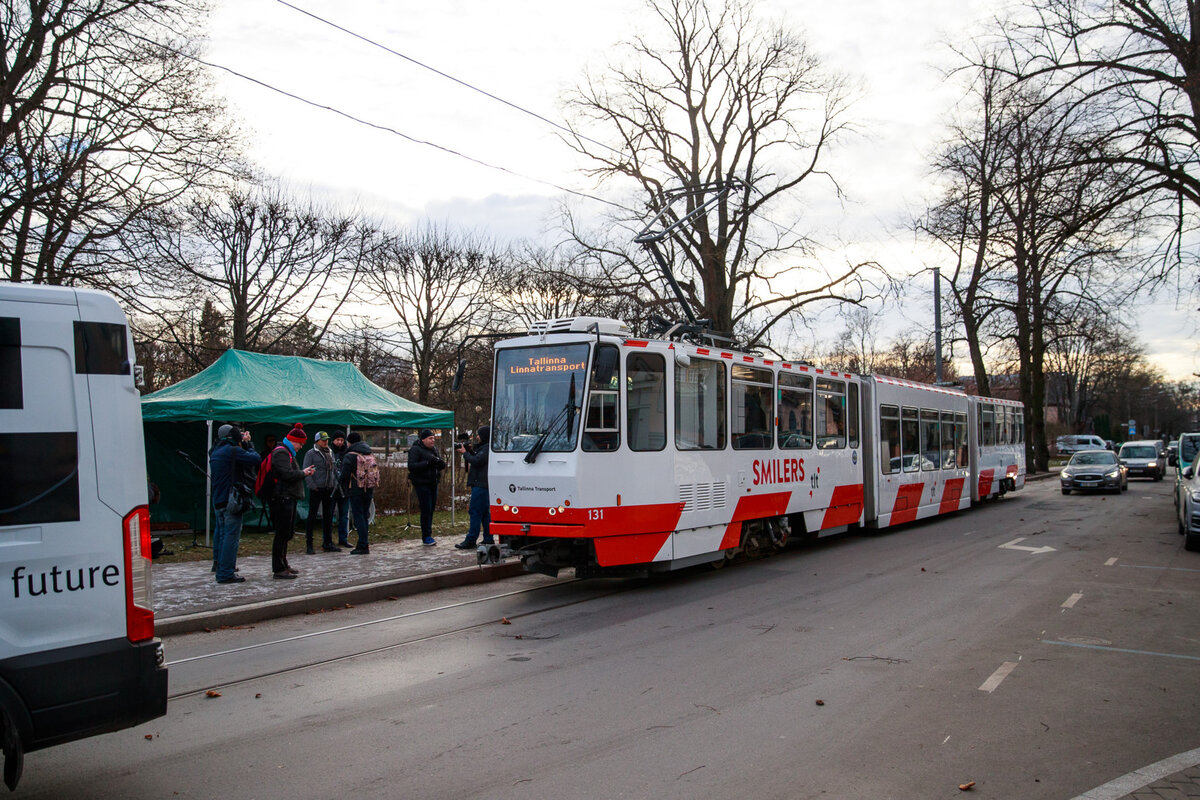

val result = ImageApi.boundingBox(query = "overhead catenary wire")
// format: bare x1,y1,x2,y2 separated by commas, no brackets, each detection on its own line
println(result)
116,27,631,214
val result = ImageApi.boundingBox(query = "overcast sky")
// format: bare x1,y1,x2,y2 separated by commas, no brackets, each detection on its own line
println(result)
204,0,1198,380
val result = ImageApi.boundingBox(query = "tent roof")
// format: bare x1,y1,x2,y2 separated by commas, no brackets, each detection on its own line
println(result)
140,350,454,429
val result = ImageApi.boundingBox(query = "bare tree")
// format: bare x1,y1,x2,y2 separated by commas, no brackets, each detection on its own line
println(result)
1004,0,1200,230
561,0,874,345
921,51,1146,470
365,224,499,406
126,182,373,370
0,0,239,285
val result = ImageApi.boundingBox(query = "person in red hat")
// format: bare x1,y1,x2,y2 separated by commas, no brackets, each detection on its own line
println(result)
266,424,314,579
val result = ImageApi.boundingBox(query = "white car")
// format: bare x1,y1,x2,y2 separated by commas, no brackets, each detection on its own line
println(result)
1118,440,1166,481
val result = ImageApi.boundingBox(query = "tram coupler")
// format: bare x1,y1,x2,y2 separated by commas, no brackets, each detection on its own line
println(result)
476,542,514,566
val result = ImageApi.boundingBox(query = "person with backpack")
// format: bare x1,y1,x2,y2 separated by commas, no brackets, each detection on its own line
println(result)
209,424,261,584
257,424,314,579
303,431,339,554
406,429,445,546
338,431,379,554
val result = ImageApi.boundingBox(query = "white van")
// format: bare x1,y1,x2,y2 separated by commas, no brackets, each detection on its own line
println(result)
0,284,166,789
1055,434,1108,455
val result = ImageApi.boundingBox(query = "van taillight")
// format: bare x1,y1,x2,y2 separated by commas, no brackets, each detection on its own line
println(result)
123,506,155,642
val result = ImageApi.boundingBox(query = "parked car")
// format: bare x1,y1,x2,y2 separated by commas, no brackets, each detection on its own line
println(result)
1173,433,1200,512
1175,458,1200,551
1055,434,1108,456
1060,449,1127,495
1118,440,1166,481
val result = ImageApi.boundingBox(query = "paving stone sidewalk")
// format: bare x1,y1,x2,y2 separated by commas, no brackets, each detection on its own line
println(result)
151,538,519,634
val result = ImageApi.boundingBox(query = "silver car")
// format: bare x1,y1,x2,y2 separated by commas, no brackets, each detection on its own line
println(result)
1060,449,1128,495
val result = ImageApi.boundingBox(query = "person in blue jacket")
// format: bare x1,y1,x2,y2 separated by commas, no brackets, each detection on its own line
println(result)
208,424,261,584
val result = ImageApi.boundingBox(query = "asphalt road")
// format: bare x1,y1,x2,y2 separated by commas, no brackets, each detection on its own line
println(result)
15,475,1200,799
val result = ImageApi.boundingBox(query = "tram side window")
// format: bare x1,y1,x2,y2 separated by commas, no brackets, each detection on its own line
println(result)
880,404,900,474
901,406,920,471
816,378,845,449
920,409,939,471
1005,407,1016,444
675,358,726,450
940,410,957,468
998,405,1009,444
583,344,620,452
847,382,860,449
980,404,995,447
626,352,666,452
778,372,813,449
956,412,968,468
732,364,773,450
1016,408,1025,443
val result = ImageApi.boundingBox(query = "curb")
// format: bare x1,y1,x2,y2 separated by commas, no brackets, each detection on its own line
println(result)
155,561,526,636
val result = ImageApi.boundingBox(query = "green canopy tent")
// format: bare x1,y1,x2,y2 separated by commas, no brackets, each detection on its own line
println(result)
141,350,454,542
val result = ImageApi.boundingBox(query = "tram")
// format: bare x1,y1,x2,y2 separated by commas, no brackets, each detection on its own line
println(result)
485,316,1025,578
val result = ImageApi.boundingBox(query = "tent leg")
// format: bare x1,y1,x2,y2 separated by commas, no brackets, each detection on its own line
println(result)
205,420,212,548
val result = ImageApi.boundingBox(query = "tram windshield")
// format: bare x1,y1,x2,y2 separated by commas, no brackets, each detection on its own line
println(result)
492,344,590,453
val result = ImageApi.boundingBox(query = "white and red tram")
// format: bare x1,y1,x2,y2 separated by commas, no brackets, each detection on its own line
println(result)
487,317,1025,577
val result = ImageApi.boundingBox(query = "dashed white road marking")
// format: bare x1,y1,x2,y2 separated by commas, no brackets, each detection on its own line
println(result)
978,661,1019,693
1062,592,1083,609
1104,557,1118,566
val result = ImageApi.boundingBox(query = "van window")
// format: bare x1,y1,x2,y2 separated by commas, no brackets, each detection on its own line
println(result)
0,317,20,409
74,320,130,375
0,431,80,526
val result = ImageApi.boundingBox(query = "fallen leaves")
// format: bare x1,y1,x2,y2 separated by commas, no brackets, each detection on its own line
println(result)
205,690,221,698
959,781,976,791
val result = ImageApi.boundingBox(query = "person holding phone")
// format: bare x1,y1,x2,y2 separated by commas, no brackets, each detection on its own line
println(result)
268,424,314,579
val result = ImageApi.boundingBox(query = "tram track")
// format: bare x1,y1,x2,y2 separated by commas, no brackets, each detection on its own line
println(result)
165,578,628,701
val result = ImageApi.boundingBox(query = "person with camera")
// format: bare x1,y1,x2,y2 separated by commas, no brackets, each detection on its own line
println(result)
208,424,261,585
454,426,493,550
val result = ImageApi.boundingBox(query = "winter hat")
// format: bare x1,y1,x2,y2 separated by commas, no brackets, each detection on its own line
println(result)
477,425,490,444
285,424,307,448
347,431,362,444
314,431,329,442
331,431,346,441
419,429,435,440
217,424,234,440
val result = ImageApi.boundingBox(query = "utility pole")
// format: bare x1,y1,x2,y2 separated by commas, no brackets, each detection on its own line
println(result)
934,268,943,383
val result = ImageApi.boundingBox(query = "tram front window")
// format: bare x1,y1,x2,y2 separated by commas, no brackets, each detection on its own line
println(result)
492,344,589,453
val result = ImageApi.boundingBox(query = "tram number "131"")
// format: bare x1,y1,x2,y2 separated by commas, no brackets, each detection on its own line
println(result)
588,509,604,521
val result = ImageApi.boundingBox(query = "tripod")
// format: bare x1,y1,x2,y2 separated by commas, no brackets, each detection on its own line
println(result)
175,450,212,550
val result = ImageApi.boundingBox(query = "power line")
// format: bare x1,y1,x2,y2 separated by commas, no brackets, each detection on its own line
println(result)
273,0,645,175
121,29,630,213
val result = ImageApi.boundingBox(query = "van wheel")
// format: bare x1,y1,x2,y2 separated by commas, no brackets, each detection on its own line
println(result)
1186,531,1200,552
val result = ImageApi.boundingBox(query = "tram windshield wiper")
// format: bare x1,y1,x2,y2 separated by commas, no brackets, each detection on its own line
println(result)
525,375,577,464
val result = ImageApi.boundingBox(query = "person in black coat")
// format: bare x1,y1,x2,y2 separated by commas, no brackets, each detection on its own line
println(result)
406,429,445,546
455,425,493,549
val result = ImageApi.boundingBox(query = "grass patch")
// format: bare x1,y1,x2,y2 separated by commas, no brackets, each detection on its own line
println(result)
152,509,472,563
